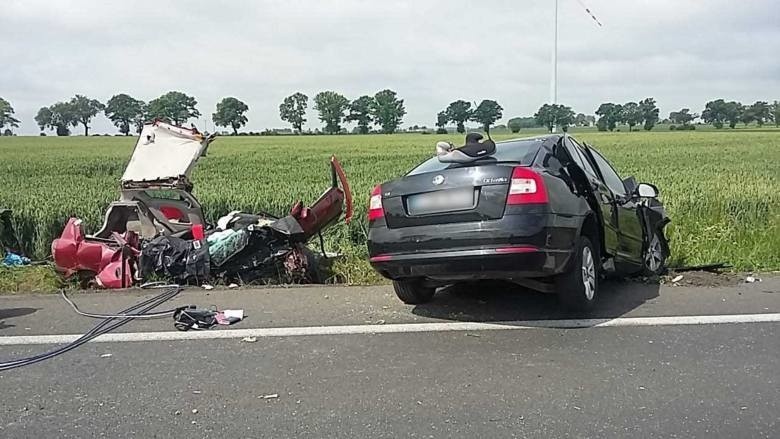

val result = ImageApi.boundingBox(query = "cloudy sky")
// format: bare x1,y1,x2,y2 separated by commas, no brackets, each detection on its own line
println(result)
2,0,778,135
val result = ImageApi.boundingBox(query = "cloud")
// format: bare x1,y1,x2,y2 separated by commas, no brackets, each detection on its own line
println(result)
1,0,778,134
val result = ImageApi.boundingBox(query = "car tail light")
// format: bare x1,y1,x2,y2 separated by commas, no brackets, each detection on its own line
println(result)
368,185,385,221
507,167,548,205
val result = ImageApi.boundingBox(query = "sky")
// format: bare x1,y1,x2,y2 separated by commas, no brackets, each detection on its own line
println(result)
1,0,778,135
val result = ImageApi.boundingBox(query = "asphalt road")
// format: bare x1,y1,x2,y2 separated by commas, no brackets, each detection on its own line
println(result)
1,277,778,438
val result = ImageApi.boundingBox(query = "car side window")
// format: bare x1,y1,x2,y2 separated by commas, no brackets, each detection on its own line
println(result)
588,148,627,197
564,138,598,179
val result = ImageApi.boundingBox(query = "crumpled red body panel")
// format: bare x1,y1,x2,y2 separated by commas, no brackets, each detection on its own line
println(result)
52,218,135,288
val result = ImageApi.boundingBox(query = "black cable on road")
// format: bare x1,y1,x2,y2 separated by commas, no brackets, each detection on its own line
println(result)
0,283,182,371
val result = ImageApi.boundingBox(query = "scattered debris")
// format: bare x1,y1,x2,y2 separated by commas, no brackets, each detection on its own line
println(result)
99,353,112,358
216,309,244,325
174,410,181,416
745,275,761,283
260,394,279,399
375,319,386,325
192,390,202,395
202,284,215,290
1,251,30,267
228,283,239,289
671,275,684,283
466,333,481,338
241,336,258,343
191,409,198,414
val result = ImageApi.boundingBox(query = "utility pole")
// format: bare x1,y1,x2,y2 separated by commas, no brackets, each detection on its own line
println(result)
550,0,559,133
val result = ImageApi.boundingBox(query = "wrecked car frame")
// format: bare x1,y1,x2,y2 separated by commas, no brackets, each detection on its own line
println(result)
52,121,353,288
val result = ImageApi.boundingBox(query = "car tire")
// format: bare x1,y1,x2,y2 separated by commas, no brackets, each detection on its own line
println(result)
642,231,667,276
393,279,435,304
555,236,598,311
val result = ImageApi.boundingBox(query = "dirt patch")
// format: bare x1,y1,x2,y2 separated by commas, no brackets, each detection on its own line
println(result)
663,270,744,288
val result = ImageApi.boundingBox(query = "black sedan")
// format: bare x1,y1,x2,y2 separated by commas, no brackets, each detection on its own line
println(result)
367,134,670,310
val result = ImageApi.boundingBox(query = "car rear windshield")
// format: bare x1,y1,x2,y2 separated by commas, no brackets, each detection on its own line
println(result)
407,138,543,176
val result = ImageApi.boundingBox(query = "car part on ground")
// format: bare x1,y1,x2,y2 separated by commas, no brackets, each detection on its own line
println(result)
0,283,183,371
51,121,353,289
368,133,670,310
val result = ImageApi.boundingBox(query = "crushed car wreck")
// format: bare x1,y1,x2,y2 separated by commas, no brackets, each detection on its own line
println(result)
52,121,352,288
367,133,670,310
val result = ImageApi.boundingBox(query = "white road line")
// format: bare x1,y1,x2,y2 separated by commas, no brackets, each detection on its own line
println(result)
1,313,779,346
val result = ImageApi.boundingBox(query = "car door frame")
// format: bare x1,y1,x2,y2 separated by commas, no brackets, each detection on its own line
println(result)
559,136,620,262
580,143,645,271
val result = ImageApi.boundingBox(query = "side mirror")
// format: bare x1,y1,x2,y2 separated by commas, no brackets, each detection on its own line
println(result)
635,183,659,198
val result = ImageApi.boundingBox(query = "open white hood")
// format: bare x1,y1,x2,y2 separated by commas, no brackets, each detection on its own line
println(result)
121,121,213,184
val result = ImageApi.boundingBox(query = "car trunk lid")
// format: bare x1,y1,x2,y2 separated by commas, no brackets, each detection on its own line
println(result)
381,165,515,228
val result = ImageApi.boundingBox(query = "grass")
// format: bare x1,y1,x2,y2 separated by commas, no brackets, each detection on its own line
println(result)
1,128,778,292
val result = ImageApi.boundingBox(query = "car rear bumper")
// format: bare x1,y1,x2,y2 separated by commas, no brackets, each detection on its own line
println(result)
367,212,581,282
369,246,573,281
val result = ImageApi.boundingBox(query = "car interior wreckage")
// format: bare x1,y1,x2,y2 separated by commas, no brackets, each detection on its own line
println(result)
52,121,353,289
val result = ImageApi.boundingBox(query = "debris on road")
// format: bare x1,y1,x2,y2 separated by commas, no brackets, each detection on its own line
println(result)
99,353,112,358
51,121,353,289
260,394,279,399
191,409,198,414
671,275,684,283
745,275,761,283
241,336,258,343
202,284,215,290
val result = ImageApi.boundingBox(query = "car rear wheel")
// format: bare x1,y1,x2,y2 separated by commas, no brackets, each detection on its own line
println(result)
555,236,598,311
642,232,667,276
393,279,435,304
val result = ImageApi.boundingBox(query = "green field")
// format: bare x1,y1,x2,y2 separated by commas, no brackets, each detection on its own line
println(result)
1,129,779,287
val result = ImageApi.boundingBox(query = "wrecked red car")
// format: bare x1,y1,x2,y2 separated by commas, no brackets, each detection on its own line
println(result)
52,121,352,288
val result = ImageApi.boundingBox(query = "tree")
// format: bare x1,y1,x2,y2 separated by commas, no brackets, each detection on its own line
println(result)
0,98,20,132
279,92,308,133
470,99,503,134
105,94,146,135
507,118,523,133
146,91,200,125
313,91,349,134
748,101,771,126
212,97,249,135
702,99,728,129
444,100,473,134
621,102,642,131
34,107,53,133
772,101,780,127
574,113,594,127
638,97,660,131
535,104,575,132
739,104,755,126
68,95,104,136
345,95,374,134
371,89,406,134
595,103,623,131
669,108,697,126
35,102,77,136
725,101,742,129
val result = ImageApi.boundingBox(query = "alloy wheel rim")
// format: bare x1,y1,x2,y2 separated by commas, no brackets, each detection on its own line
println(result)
581,246,596,300
644,235,663,272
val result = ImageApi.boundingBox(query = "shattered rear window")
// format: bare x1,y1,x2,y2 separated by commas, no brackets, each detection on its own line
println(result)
407,139,542,176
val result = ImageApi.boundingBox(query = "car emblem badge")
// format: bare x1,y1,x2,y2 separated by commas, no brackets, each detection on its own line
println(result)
432,175,445,185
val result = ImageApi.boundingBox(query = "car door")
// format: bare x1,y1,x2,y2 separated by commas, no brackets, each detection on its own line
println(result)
561,137,620,259
584,145,645,270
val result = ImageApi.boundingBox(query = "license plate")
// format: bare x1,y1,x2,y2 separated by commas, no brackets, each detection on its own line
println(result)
406,188,475,215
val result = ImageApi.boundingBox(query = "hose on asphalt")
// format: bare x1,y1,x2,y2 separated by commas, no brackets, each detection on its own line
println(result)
0,283,182,371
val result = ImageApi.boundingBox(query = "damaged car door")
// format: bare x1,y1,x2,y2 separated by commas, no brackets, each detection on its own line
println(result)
584,145,645,272
560,137,620,263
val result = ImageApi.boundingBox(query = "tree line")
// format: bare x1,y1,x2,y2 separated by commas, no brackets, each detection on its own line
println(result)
1,93,779,136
